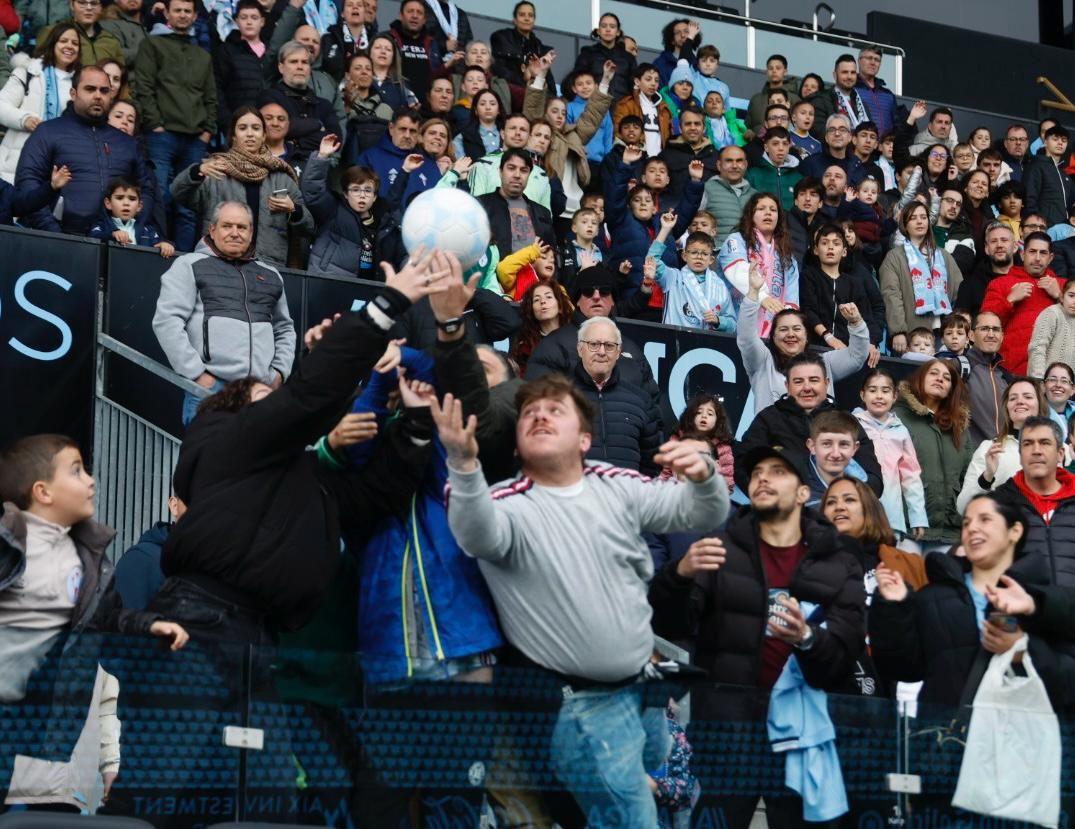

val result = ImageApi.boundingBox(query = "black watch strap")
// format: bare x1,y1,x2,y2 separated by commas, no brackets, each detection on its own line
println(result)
436,316,465,333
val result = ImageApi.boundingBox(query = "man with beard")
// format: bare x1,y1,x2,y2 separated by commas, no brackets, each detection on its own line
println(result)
956,222,1017,315
14,66,155,233
649,442,864,829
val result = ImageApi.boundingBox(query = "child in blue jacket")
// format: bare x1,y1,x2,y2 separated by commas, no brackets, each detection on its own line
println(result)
87,177,174,256
646,212,735,331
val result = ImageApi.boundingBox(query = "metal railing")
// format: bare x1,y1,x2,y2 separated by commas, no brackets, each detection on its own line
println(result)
93,333,206,554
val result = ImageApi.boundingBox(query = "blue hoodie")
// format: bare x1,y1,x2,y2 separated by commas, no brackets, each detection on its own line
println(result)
354,133,441,204
566,96,613,164
343,347,503,684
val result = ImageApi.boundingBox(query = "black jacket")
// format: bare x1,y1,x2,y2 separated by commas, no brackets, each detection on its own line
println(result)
649,506,866,718
1024,155,1075,227
736,395,883,495
870,549,1075,713
162,298,434,630
213,30,269,129
527,308,661,415
572,41,636,102
661,138,719,205
490,26,552,88
573,362,663,474
422,0,473,52
301,154,405,279
995,477,1075,588
478,190,556,255
258,82,342,166
788,207,822,267
320,21,374,81
389,288,520,352
799,265,880,346
1051,236,1075,278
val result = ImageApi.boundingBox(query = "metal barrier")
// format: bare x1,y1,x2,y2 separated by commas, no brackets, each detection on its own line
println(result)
93,333,206,555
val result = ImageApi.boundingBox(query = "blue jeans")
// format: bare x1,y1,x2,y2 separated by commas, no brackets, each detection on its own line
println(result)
550,685,671,828
145,130,208,252
182,378,225,427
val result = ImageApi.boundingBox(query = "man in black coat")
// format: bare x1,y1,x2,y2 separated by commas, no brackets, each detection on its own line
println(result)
995,417,1075,587
571,317,662,473
258,41,341,167
477,147,555,256
527,265,660,415
150,255,447,644
649,443,865,827
737,353,882,495
661,106,718,204
954,222,1017,317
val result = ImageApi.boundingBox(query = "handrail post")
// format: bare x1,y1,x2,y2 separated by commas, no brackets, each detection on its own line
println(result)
745,0,755,69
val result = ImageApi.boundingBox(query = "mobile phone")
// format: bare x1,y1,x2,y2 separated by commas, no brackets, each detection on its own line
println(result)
987,612,1019,633
271,188,289,197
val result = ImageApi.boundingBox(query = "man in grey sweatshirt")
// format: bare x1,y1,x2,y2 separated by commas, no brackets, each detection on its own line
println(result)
435,372,729,827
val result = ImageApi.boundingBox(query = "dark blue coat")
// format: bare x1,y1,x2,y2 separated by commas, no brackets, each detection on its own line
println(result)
13,105,155,234
353,133,440,203
574,361,663,475
114,522,170,611
87,211,163,247
604,157,703,297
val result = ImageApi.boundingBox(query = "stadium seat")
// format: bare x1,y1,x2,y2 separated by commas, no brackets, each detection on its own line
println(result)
0,815,156,828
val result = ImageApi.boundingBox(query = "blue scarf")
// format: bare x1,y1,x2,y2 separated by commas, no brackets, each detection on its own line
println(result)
902,238,950,317
43,66,61,121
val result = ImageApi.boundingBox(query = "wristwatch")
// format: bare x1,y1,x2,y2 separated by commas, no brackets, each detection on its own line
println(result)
435,316,465,334
796,625,816,651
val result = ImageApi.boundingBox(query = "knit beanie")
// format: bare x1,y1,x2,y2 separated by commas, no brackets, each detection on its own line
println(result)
669,59,694,89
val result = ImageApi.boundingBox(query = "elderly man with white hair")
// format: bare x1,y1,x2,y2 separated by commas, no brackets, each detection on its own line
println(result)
567,316,664,473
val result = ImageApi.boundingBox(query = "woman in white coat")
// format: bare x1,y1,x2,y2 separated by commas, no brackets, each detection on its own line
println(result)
0,23,80,184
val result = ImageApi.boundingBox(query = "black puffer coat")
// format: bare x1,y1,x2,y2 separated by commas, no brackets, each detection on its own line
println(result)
995,475,1075,588
572,41,636,102
573,362,663,474
649,507,866,718
736,395,883,496
301,154,405,279
869,548,1075,714
213,30,270,129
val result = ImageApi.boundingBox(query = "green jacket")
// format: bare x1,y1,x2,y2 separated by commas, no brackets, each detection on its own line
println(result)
15,0,67,37
132,28,217,134
745,157,801,210
702,175,757,247
893,382,973,545
747,77,801,133
39,20,125,66
100,7,146,65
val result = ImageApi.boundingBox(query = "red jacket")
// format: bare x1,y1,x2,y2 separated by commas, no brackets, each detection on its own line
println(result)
978,266,1062,375
0,0,19,36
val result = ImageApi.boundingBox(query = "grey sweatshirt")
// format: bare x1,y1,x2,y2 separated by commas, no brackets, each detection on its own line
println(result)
446,461,729,681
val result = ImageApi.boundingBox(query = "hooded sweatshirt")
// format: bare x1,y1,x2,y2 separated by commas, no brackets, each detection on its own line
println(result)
1012,468,1075,525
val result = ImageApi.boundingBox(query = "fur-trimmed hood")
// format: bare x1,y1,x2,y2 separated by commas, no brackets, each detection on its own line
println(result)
897,378,971,434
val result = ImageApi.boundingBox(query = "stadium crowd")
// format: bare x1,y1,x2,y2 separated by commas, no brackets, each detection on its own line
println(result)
2,0,1075,826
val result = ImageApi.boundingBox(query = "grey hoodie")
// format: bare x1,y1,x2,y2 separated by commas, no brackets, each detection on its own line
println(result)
152,239,296,384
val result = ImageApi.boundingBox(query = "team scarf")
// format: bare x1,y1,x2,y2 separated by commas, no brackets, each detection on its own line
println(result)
42,66,61,121
680,268,727,326
834,88,869,128
304,0,339,35
902,238,950,317
427,0,459,40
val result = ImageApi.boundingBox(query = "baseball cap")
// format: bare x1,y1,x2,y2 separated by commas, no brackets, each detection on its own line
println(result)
736,444,809,485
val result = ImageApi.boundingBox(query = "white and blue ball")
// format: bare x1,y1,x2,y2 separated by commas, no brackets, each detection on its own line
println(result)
401,187,491,270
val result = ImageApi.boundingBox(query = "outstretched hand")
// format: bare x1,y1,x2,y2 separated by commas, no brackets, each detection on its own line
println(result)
381,247,453,303
985,575,1036,616
430,393,479,471
654,439,714,483
427,250,478,321
397,373,437,408
304,313,342,351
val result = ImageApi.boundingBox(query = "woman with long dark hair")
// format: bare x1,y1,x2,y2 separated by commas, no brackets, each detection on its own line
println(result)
718,192,800,337
962,168,994,253
490,0,554,89
512,280,572,376
870,492,1075,712
0,23,79,183
572,12,636,101
893,359,973,551
368,34,417,112
452,88,504,161
172,105,313,264
879,200,962,354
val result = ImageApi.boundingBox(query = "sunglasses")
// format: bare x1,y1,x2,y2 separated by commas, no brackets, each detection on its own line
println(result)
581,286,613,297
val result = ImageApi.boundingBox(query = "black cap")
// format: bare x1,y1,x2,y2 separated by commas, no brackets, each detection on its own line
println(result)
572,265,617,303
853,120,879,136
736,444,809,485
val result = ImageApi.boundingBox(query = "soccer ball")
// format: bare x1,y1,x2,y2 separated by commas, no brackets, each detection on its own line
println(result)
401,187,491,270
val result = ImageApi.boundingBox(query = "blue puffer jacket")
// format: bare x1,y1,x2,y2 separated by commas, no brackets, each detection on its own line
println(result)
566,96,614,164
352,133,441,204
344,348,503,684
13,104,155,234
604,157,703,298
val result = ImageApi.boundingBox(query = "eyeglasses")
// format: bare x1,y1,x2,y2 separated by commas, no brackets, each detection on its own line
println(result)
1025,223,1047,231
928,151,948,159
1046,377,1073,386
74,0,102,6
974,325,1003,333
346,186,377,196
941,196,963,207
826,126,849,134
580,340,620,353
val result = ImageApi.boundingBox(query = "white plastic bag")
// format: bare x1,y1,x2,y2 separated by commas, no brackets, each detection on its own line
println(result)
951,636,1061,828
